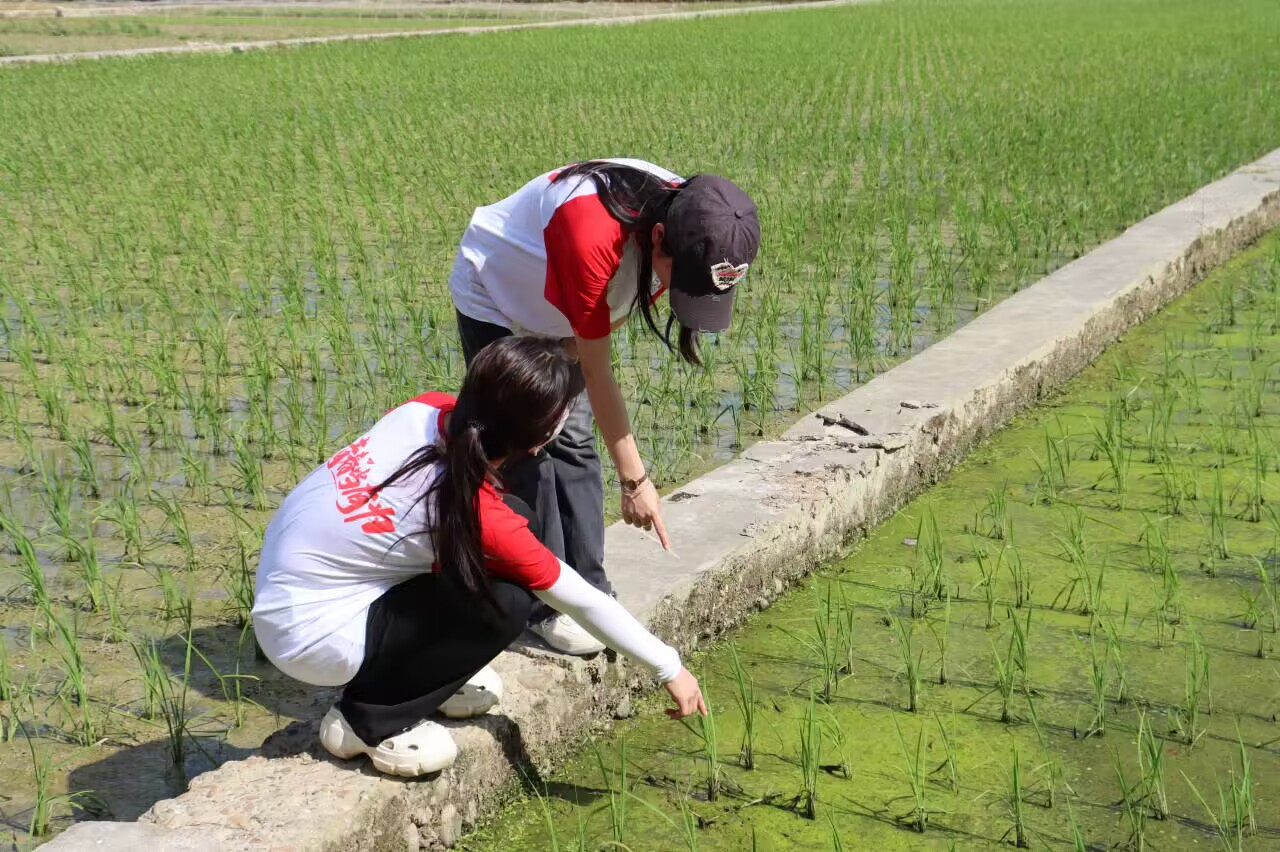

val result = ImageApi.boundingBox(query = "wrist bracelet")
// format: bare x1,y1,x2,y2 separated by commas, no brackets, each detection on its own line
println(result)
620,472,649,494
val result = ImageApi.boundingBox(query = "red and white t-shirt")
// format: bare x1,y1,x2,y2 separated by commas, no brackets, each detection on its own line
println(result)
251,393,560,686
450,158,683,340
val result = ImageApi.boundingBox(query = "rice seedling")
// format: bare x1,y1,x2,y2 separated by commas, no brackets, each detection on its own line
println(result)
980,487,1011,540
1143,387,1176,463
727,643,756,770
1209,278,1237,331
1233,724,1256,837
1172,629,1211,746
1029,427,1070,501
1112,748,1148,852
914,508,948,608
191,639,261,730
1,512,49,612
1090,399,1131,508
1238,422,1267,523
828,814,844,852
1248,557,1279,658
821,711,850,780
1004,526,1031,610
975,637,1017,724
1203,468,1231,565
231,431,270,511
969,535,1003,629
134,621,200,769
798,691,821,820
0,638,11,703
1181,769,1247,852
152,492,197,572
224,531,258,630
929,712,959,793
887,610,922,713
47,609,96,746
66,523,106,614
1066,804,1089,852
1052,517,1107,620
68,430,102,499
22,726,103,837
593,739,632,845
929,594,951,685
890,715,933,833
787,585,842,703
1157,456,1197,516
1006,742,1030,849
97,494,145,566
1136,711,1169,821
1079,633,1112,739
0,677,35,744
680,684,722,801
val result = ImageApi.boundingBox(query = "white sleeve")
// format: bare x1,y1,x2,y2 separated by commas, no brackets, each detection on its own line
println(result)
534,560,682,683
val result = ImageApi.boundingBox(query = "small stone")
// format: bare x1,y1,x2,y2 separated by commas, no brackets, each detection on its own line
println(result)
612,695,634,719
411,807,434,827
903,537,918,547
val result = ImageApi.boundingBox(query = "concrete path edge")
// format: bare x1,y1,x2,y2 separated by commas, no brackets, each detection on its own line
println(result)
42,149,1280,851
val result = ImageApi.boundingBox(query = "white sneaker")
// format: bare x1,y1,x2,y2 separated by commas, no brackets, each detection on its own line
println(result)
530,613,606,656
319,705,458,777
437,665,503,719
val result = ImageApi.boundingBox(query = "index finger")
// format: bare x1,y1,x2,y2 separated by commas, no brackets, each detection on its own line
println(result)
652,507,671,550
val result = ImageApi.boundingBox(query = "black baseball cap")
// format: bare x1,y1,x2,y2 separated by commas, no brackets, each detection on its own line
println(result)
665,174,760,333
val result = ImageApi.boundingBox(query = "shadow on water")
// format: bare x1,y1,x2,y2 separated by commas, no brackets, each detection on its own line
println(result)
63,737,258,823
51,623,334,829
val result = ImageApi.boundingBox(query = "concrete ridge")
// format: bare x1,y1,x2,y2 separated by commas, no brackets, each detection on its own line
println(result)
42,148,1280,852
0,0,867,66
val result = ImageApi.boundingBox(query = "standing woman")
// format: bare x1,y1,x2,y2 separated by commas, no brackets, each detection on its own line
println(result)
450,159,760,654
252,337,706,777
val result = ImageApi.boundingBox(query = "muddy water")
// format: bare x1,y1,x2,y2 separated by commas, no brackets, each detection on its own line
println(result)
460,237,1280,851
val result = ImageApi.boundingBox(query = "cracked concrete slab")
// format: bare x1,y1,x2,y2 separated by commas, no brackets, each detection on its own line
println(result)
44,147,1280,851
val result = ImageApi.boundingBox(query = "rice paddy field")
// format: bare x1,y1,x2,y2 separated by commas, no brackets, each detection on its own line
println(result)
0,1,741,58
2,0,1280,845
462,231,1280,852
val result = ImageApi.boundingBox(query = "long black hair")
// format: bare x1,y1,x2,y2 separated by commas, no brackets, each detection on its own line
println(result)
373,337,585,617
553,161,701,365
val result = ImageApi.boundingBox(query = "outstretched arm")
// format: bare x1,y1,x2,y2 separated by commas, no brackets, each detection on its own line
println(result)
534,560,705,718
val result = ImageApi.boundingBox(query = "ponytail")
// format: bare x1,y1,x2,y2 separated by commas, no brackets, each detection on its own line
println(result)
435,421,504,617
373,337,585,620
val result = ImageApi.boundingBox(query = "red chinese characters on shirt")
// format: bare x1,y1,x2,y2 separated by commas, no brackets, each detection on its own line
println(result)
326,437,396,535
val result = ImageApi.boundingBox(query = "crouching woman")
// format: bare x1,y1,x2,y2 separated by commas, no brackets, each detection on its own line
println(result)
251,336,705,777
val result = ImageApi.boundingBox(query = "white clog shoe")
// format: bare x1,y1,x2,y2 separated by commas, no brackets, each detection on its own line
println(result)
530,613,606,656
319,705,458,777
437,665,504,719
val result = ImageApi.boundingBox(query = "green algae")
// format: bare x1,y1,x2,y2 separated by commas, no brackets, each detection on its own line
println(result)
460,235,1280,851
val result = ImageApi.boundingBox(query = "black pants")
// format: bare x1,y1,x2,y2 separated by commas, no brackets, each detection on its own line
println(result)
454,310,611,622
337,496,539,745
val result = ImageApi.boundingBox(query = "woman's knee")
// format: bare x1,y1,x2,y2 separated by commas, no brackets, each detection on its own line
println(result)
491,580,535,637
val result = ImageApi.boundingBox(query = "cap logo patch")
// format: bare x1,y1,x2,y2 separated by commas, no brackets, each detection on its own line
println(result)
709,261,748,292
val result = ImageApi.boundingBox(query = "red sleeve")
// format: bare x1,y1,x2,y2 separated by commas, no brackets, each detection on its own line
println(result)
543,195,625,340
404,392,456,409
477,485,561,590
